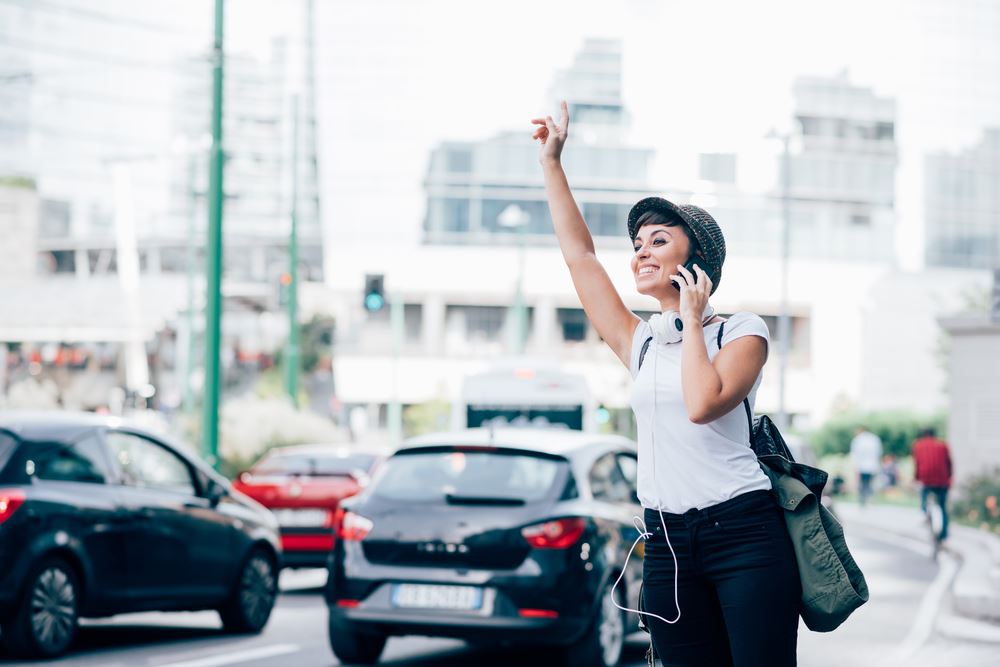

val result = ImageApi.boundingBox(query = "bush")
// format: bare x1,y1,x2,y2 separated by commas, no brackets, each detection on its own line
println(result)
809,410,947,458
952,468,1000,534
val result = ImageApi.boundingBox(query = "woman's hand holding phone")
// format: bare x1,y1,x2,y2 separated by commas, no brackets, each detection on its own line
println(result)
671,260,713,328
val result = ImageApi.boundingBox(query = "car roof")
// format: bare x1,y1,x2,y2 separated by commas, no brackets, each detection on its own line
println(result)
398,427,635,459
262,443,391,458
0,410,125,441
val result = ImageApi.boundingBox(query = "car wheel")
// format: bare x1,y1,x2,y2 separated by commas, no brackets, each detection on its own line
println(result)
562,582,626,667
218,548,277,633
1,557,79,659
328,611,386,665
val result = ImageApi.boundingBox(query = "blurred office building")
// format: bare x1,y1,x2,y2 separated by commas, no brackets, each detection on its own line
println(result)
325,40,990,438
0,1,323,412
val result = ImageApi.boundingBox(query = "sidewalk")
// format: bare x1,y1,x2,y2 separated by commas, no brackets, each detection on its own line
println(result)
836,500,1000,642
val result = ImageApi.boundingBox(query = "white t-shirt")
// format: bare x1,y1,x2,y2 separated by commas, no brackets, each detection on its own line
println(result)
850,431,882,474
629,311,772,513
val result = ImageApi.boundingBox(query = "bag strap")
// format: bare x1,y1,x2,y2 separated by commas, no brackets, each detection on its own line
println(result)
716,321,754,436
638,336,653,371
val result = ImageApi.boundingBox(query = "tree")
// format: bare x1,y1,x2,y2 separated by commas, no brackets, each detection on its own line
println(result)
810,410,948,458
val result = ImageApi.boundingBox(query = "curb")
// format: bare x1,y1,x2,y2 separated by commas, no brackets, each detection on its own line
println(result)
837,502,1000,625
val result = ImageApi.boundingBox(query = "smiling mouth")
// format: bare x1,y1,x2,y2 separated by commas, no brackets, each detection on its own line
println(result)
637,267,659,277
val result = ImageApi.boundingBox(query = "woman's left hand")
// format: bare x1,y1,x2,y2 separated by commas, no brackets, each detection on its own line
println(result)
671,263,713,326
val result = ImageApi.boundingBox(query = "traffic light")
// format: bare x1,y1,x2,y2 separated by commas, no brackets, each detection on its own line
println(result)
363,274,385,312
277,271,293,306
596,403,610,425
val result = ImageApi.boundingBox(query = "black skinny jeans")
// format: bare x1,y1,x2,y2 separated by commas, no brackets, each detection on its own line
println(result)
642,490,801,667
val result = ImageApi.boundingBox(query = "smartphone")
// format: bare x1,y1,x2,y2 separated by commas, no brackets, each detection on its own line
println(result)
672,256,706,291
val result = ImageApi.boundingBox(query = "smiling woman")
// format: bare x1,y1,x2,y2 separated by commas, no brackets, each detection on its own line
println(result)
532,101,800,667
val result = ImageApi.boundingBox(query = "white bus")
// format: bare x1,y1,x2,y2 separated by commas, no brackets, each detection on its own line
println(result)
452,361,596,432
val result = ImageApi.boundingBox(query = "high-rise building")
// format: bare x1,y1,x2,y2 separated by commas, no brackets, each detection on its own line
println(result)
784,74,898,263
422,39,653,246
924,129,1000,269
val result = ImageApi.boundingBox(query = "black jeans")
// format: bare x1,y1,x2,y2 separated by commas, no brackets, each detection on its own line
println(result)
642,490,800,667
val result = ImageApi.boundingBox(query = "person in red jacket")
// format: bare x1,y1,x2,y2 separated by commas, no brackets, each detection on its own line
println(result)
912,427,953,541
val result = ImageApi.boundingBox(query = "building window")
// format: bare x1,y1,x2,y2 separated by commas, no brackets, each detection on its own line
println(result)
850,213,871,227
558,308,588,342
40,199,71,238
430,198,470,233
875,122,894,141
38,250,76,274
481,199,551,235
445,148,472,174
446,305,507,342
581,202,626,237
699,153,737,184
404,304,423,342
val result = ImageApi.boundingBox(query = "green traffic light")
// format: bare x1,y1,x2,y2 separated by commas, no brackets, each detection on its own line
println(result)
365,293,385,311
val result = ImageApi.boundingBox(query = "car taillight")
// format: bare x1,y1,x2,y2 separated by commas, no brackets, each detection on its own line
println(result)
0,489,26,525
521,517,586,549
337,511,373,541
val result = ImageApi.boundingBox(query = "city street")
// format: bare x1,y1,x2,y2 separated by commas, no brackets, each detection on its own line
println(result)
3,519,997,667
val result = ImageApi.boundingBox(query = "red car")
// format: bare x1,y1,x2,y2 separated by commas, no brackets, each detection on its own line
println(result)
233,444,387,568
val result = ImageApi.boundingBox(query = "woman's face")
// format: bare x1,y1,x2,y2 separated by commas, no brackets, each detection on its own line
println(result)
630,224,692,298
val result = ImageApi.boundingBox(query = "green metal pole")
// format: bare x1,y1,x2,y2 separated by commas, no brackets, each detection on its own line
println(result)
285,95,301,407
182,153,197,415
202,0,225,467
388,296,404,447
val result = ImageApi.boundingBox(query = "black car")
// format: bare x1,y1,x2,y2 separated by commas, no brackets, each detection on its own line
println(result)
0,411,282,660
325,427,645,667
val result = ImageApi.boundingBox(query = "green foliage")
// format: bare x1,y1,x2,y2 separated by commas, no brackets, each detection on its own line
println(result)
299,315,334,373
0,175,36,190
403,400,451,438
809,410,947,458
952,468,1000,534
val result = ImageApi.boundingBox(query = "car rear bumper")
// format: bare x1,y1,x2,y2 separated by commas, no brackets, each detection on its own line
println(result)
326,546,600,645
279,532,334,568
330,602,584,644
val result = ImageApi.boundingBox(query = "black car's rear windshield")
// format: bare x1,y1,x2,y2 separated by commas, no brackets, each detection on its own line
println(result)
0,430,18,477
252,451,376,476
372,448,565,503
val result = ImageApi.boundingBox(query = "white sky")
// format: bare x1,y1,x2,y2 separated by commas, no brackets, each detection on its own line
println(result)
300,0,1000,269
9,0,1000,270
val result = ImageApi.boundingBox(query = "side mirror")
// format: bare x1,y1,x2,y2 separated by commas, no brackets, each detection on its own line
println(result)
206,479,227,506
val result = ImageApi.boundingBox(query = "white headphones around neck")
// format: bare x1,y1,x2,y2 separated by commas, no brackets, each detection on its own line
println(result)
648,304,716,344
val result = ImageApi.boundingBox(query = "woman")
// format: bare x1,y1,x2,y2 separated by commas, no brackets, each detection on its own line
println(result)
531,102,800,667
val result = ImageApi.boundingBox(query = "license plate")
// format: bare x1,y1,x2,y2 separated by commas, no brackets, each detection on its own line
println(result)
272,508,328,528
391,584,483,610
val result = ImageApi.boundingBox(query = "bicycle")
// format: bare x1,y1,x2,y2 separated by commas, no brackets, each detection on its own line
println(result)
922,488,946,561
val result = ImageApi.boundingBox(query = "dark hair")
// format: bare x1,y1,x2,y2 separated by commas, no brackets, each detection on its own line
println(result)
633,210,701,257
919,426,937,438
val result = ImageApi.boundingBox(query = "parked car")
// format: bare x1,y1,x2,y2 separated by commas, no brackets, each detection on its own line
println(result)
0,411,281,660
233,443,388,569
325,427,645,667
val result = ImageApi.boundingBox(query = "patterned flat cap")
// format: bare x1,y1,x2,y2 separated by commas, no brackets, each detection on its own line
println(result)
627,196,727,294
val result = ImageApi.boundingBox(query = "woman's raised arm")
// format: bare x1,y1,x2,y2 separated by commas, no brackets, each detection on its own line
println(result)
532,102,640,367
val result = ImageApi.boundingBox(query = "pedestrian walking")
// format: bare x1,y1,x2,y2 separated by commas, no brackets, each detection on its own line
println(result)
912,426,952,541
850,426,882,507
532,102,800,667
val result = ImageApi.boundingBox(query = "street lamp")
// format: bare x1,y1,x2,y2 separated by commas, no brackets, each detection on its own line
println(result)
498,204,530,355
766,128,795,432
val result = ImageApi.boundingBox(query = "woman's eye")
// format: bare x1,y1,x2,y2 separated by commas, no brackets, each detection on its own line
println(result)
652,239,665,245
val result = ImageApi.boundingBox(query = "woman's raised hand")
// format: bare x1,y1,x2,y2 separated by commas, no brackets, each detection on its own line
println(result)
531,100,569,165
